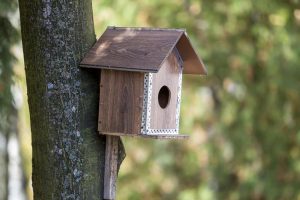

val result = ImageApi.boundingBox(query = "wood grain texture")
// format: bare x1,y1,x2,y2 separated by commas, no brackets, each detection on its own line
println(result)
98,70,144,135
150,50,181,129
104,136,119,200
80,27,207,75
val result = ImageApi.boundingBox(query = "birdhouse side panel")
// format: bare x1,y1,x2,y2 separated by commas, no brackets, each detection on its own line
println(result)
98,70,144,135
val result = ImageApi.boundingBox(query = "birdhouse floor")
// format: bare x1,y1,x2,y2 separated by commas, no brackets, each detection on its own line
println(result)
99,132,189,139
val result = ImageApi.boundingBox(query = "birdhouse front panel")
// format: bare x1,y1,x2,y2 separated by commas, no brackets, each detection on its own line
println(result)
141,48,183,135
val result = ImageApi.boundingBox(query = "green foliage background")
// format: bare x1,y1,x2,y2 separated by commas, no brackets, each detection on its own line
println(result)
0,0,19,134
0,0,20,199
92,0,300,199
1,0,300,199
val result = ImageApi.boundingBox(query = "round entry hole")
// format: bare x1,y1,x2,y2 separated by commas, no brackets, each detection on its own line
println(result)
158,86,170,109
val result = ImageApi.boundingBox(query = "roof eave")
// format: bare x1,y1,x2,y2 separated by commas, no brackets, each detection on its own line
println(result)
80,63,158,73
176,32,208,75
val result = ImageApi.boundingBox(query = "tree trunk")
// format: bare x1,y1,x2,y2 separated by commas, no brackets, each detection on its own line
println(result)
19,1,124,199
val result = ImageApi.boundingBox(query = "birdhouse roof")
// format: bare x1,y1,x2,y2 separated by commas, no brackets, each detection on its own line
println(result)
80,27,207,75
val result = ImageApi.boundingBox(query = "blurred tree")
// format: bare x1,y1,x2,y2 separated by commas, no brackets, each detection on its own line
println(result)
0,0,19,199
92,0,300,199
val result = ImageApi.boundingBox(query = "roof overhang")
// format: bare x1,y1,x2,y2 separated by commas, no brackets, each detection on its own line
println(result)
80,26,207,75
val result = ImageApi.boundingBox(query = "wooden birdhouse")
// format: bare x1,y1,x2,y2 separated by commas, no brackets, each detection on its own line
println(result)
80,27,207,139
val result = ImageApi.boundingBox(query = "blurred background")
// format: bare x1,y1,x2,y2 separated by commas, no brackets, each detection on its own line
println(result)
1,0,300,199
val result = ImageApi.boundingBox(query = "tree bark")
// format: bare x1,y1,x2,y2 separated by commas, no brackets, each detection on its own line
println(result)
19,1,124,199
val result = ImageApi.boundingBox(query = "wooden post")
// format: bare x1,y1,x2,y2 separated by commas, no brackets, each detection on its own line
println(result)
104,136,120,200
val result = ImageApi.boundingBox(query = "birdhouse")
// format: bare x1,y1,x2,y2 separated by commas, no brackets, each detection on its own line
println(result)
80,27,207,139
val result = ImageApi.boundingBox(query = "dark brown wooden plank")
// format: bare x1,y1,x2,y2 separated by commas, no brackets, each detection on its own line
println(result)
150,50,181,129
80,27,207,75
98,70,144,135
104,136,119,200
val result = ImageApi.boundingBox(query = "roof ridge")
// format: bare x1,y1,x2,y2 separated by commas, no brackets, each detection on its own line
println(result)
107,26,185,32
